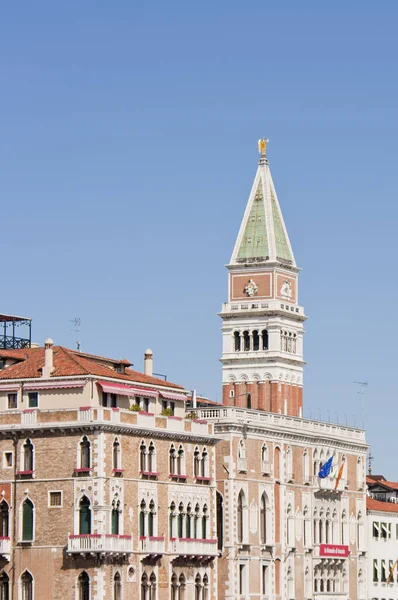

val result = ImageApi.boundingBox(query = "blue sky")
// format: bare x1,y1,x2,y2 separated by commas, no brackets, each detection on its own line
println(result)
1,2,397,476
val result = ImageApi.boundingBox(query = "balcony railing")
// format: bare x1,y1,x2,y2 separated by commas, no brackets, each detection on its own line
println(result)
170,538,218,557
0,537,10,557
140,536,165,555
314,594,348,600
67,533,132,555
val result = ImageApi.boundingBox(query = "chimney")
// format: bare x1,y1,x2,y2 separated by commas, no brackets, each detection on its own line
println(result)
42,338,55,378
192,389,197,409
144,349,153,377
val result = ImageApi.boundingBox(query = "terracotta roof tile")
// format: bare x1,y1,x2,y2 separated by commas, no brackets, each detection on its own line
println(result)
367,497,398,513
0,346,183,389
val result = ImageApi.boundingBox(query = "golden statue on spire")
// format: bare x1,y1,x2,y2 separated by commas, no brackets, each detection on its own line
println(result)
258,138,269,156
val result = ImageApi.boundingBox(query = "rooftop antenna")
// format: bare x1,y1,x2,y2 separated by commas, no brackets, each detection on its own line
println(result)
69,318,81,351
354,380,368,429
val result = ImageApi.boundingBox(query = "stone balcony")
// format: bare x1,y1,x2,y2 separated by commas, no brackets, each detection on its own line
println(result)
139,536,165,556
0,537,10,559
67,533,132,556
314,594,348,600
170,538,218,558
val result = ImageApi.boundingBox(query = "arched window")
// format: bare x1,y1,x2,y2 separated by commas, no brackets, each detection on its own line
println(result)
260,492,268,544
0,571,9,600
21,571,33,600
262,329,268,350
234,331,241,352
150,573,157,600
169,502,176,538
216,492,223,551
80,436,90,470
178,503,184,538
194,447,200,477
357,456,363,489
287,504,294,546
78,571,90,600
140,500,146,537
171,573,178,600
141,572,157,600
169,444,176,475
140,441,147,472
113,572,122,600
238,440,246,471
357,511,364,550
237,491,245,543
0,501,9,538
113,437,121,470
303,506,311,547
303,450,309,483
194,504,200,539
287,567,294,600
195,573,202,600
243,331,250,351
203,574,209,600
326,509,331,543
341,509,347,545
22,499,34,542
179,574,186,600
23,439,34,472
201,447,209,477
79,496,91,535
147,442,156,473
177,445,185,475
202,504,208,539
148,500,155,537
111,498,120,535
186,504,192,538
286,447,293,480
313,449,319,477
252,330,259,351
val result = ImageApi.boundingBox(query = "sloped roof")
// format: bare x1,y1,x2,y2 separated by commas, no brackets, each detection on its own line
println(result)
0,346,183,389
367,497,398,513
367,476,398,491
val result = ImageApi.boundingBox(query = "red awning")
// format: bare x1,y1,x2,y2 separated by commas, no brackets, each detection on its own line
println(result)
160,391,187,402
129,387,159,398
0,384,20,392
98,381,135,397
24,380,86,391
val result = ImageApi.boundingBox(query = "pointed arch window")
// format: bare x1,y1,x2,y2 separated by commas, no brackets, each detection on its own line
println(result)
286,446,293,481
79,496,91,535
169,502,176,538
238,440,247,472
23,439,34,472
111,498,120,535
178,574,186,600
303,449,310,483
140,500,146,537
0,501,9,538
140,441,147,472
177,445,185,475
216,492,223,551
148,500,155,537
260,492,268,544
237,491,245,543
141,572,156,600
78,571,89,600
0,571,9,600
186,504,192,538
287,504,294,546
178,503,184,538
169,444,177,475
194,447,200,477
202,504,208,539
21,571,33,600
22,499,34,542
147,442,156,473
171,573,178,600
303,506,311,547
80,436,90,470
201,447,209,477
194,503,200,539
203,574,209,600
113,572,122,600
195,574,202,600
112,437,121,470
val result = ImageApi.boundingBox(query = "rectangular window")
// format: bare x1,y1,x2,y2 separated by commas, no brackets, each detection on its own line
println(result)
111,393,117,408
102,392,108,407
381,523,388,538
143,397,149,412
262,564,269,595
3,451,13,468
381,560,387,582
48,491,62,507
373,522,380,538
28,392,38,408
162,400,168,412
388,522,392,538
170,402,175,416
239,564,245,595
0,359,4,370
8,393,17,409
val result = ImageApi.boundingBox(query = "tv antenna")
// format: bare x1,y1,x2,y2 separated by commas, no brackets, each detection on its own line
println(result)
353,380,368,429
69,318,82,351
368,450,374,475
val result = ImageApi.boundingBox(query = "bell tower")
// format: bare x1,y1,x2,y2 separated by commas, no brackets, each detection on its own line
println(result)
220,140,307,417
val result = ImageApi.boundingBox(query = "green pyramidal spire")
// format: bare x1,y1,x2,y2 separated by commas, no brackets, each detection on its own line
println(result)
231,152,296,267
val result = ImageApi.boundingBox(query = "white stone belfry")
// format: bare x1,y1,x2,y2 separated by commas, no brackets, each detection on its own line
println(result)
220,145,307,416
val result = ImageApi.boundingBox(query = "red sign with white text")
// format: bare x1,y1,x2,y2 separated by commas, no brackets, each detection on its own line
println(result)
320,544,349,558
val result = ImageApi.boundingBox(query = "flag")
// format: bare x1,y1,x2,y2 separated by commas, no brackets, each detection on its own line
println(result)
387,559,398,584
318,456,333,479
334,463,345,491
